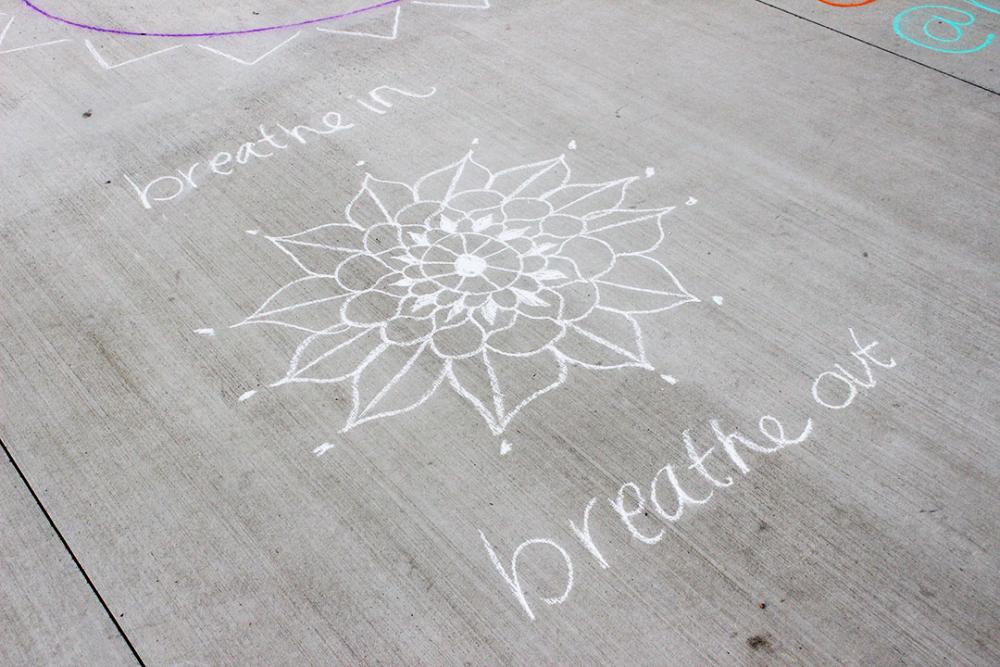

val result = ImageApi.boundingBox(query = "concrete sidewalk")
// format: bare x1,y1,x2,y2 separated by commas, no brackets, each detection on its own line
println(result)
1,0,998,664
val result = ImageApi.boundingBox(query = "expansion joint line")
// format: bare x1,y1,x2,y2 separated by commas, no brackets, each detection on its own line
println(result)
751,0,1000,97
0,436,146,666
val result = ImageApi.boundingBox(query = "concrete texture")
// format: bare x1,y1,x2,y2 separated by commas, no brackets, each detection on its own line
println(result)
763,0,1000,94
0,456,135,665
1,0,998,664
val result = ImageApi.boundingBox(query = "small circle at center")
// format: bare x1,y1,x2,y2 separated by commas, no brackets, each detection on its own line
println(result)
454,253,487,277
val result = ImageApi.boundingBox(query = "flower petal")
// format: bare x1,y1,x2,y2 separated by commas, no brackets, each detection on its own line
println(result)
273,223,366,250
557,236,616,279
345,342,447,431
446,190,504,214
585,208,672,255
554,281,599,321
521,255,547,273
414,152,491,202
447,352,502,434
383,316,435,345
471,214,498,232
505,237,535,254
540,256,582,286
540,214,585,238
515,288,563,320
270,224,365,275
474,304,516,334
498,227,530,242
282,327,383,383
489,347,568,429
239,276,349,332
486,315,564,356
531,268,568,283
431,318,487,358
545,178,636,217
487,156,570,199
481,298,499,324
343,290,404,326
335,254,393,291
448,348,567,435
363,223,405,254
502,198,553,221
376,249,419,274
492,288,518,309
595,255,697,313
347,174,415,228
395,201,445,227
556,308,649,369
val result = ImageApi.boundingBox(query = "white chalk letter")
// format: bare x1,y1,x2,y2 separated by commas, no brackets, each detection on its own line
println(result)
569,497,609,569
608,482,664,545
236,142,273,164
650,464,713,522
209,151,234,175
478,531,573,621
758,415,813,447
683,431,733,488
811,370,858,410
123,173,185,210
850,328,897,370
321,111,355,132
710,419,784,475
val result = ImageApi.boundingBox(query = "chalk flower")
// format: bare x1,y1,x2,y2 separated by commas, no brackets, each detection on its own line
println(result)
235,151,697,434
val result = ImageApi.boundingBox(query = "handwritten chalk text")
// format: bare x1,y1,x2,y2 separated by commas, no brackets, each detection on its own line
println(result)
479,328,898,621
123,83,437,210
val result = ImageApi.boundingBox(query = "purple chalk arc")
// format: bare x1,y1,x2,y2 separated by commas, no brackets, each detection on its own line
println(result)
21,0,404,38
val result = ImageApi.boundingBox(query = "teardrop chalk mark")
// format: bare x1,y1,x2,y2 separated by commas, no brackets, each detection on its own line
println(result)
21,0,403,38
313,442,337,456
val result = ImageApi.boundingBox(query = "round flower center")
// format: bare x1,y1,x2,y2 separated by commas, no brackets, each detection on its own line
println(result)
419,232,524,294
454,253,488,277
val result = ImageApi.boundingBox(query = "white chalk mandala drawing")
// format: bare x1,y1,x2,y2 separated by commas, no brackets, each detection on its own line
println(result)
232,149,700,437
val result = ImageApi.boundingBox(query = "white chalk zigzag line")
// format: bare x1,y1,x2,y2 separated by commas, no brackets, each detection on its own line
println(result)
0,12,69,53
317,6,401,40
2,1,491,69
196,31,302,66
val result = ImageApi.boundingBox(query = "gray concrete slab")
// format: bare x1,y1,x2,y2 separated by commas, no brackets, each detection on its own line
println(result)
1,0,999,664
0,455,136,665
759,0,1000,93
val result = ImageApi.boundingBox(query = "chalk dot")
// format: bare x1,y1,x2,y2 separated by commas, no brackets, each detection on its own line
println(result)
686,196,698,206
567,140,577,150
500,440,512,456
355,160,366,167
313,443,336,457
245,229,260,236
238,389,258,402
660,374,678,385
712,295,724,305
194,328,216,337
471,137,480,145
645,167,656,178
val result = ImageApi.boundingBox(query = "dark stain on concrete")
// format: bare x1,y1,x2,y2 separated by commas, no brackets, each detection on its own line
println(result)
747,634,773,651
